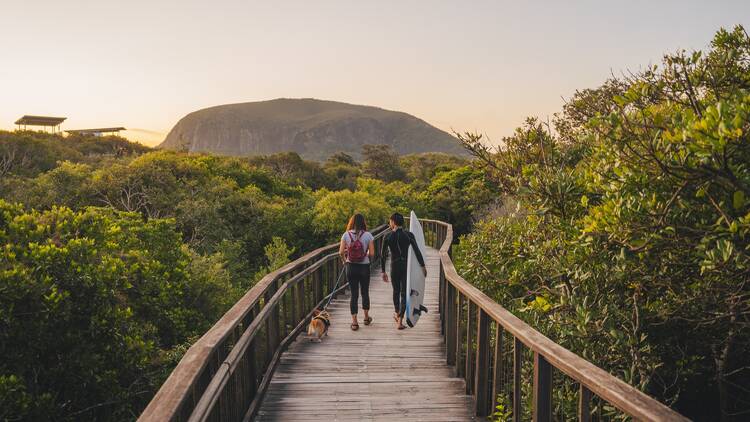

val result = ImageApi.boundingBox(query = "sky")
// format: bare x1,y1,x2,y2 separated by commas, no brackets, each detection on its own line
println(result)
0,1,748,146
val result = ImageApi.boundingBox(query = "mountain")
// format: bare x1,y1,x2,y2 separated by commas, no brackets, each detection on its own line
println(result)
158,98,467,160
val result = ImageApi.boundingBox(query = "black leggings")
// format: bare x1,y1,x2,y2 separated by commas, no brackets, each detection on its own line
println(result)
347,263,370,315
391,261,407,317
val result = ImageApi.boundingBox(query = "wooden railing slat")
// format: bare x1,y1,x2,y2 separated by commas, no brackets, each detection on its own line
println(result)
491,322,504,417
533,352,552,422
465,300,474,395
456,293,464,378
579,384,592,422
445,284,457,366
474,309,491,417
513,337,523,422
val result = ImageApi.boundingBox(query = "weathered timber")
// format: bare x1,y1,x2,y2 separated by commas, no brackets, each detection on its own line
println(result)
256,248,475,421
141,219,689,422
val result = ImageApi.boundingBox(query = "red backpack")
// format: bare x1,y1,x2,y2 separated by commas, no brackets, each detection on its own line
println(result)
347,231,367,263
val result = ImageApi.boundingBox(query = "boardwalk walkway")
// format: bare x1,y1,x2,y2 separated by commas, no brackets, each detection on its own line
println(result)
256,247,476,421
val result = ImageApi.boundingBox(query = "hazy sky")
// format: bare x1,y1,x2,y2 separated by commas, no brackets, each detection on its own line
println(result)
1,1,747,146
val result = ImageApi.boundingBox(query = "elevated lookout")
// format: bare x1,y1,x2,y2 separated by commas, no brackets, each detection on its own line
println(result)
14,115,66,133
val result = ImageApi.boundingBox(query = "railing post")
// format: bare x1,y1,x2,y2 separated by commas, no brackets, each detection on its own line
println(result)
474,309,491,417
297,277,305,323
279,291,288,339
579,384,591,422
513,338,522,422
465,300,474,394
313,267,322,306
301,272,309,313
446,284,457,366
326,259,333,297
439,262,445,335
533,352,552,422
289,282,297,330
492,322,503,415
264,290,276,365
334,259,342,299
456,293,464,378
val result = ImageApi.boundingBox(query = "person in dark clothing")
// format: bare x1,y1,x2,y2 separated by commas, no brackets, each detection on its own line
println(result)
380,213,426,330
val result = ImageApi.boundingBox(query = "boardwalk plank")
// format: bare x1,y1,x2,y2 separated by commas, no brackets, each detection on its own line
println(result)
255,248,476,421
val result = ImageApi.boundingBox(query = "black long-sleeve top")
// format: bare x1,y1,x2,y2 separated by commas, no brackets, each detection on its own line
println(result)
380,228,426,273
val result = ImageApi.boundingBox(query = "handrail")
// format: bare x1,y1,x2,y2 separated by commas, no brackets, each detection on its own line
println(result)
139,225,389,422
420,218,689,421
140,218,689,422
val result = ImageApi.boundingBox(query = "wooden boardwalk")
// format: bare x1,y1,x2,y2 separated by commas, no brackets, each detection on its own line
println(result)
255,247,476,421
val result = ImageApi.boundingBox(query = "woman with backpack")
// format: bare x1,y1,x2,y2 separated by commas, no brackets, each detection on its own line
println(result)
339,213,375,331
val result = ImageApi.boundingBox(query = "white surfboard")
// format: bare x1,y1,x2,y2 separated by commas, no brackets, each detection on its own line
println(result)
405,211,427,327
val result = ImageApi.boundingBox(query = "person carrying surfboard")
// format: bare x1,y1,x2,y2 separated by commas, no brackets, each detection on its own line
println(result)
380,213,426,330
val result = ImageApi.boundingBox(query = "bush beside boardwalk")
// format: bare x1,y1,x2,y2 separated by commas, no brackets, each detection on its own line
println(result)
456,26,750,421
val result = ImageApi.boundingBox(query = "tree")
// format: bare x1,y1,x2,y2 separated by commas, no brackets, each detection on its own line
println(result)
327,152,358,167
248,152,333,189
0,202,234,420
457,26,750,421
362,144,406,182
23,161,95,209
312,189,391,237
399,153,468,188
419,165,499,235
323,152,361,190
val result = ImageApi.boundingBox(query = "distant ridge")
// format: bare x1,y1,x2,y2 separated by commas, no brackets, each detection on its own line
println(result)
158,98,467,160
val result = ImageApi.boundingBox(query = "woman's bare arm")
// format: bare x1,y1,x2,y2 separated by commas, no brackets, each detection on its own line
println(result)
339,239,347,262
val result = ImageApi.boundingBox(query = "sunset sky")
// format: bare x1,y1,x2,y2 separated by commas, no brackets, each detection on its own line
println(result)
1,1,747,146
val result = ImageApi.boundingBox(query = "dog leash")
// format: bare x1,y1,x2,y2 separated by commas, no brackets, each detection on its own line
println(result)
321,265,347,311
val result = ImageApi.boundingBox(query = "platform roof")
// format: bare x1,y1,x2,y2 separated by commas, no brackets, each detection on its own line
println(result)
15,115,67,126
66,127,126,135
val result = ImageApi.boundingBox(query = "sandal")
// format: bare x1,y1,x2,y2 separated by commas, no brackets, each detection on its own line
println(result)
397,324,406,330
363,316,373,326
351,323,359,331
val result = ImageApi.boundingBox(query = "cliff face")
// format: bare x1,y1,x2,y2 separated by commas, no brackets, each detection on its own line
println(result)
159,98,466,160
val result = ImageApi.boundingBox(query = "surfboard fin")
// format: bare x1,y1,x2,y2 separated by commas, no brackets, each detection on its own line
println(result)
410,289,420,297
412,305,429,316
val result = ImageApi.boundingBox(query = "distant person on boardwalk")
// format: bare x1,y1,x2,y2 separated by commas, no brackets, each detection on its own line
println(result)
381,213,426,330
339,213,375,331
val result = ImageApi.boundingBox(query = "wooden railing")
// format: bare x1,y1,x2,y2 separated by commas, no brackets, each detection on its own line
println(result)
421,219,689,421
140,219,689,422
139,225,389,422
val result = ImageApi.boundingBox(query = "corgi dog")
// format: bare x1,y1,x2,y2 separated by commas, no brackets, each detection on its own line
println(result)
307,309,331,342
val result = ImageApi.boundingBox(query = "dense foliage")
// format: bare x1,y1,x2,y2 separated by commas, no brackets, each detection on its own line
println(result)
0,202,235,419
0,131,487,420
456,26,750,421
0,131,150,179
